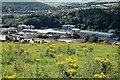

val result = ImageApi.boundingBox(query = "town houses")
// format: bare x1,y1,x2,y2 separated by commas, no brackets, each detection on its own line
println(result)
0,24,119,45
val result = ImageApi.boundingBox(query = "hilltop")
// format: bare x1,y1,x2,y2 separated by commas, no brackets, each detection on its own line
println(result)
2,0,44,2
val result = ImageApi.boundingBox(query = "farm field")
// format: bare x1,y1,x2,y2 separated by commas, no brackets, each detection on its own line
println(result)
1,42,119,78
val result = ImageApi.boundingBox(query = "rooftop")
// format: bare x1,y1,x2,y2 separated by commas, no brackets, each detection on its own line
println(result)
80,30,114,36
21,29,67,34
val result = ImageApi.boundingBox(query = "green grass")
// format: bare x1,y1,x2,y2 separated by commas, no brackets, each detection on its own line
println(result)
0,43,2,79
44,2,64,7
1,42,119,78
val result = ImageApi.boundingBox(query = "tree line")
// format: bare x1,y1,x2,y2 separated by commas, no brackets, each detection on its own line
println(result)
2,6,120,31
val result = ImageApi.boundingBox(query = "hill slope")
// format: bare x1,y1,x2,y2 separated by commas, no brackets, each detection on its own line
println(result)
2,0,119,2
2,0,45,2
2,42,119,78
44,0,119,2
2,2,54,12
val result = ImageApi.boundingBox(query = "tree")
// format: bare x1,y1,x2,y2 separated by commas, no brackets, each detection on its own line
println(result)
73,33,80,39
88,36,98,43
84,35,90,42
23,17,39,28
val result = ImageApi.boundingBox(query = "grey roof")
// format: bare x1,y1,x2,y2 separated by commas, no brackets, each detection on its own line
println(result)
80,30,115,37
109,41,120,45
116,41,120,44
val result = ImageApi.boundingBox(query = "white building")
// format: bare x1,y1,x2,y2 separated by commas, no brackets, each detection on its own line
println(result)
71,28,80,33
62,25,75,30
0,35,6,41
18,25,35,29
79,30,116,38
18,29,67,38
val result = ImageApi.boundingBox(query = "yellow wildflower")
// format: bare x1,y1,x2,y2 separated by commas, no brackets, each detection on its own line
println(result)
68,69,77,73
58,45,61,47
49,49,55,52
7,43,12,45
100,73,107,77
69,63,79,67
66,58,73,62
94,74,99,77
56,62,64,65
69,63,73,65
23,49,30,53
43,43,48,45
66,58,78,63
5,76,15,78
2,48,9,51
5,75,16,78
49,45,53,48
57,42,61,44
82,47,88,50
24,50,28,53
114,53,118,55
71,58,78,63
47,41,51,44
98,75,104,78
95,58,111,63
14,42,19,44
35,59,41,61
101,59,110,63
94,73,107,78
58,43,63,47
49,52,53,54
72,63,79,67
75,50,79,53
58,55,62,57
95,58,101,61
12,75,16,77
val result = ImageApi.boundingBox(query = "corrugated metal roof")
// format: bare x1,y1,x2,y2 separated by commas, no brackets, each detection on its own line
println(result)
80,30,114,37
21,29,66,34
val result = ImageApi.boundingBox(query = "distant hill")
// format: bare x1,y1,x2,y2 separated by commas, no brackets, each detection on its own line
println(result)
2,2,55,12
95,0,119,2
2,1,119,13
1,0,62,7
2,0,45,2
44,2,63,7
43,0,119,3
2,0,119,3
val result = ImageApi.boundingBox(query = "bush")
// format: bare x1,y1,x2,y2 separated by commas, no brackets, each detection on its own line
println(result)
84,35,90,42
38,35,49,39
73,33,81,39
88,36,98,43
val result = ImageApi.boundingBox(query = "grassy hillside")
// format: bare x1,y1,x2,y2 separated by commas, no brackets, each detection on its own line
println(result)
44,2,64,7
2,2,54,12
1,42,119,78
97,0,119,2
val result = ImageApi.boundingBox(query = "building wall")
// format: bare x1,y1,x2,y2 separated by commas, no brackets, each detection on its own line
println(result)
62,25,75,30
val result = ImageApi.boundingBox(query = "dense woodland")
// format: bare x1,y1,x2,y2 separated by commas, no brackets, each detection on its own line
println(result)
2,6,120,32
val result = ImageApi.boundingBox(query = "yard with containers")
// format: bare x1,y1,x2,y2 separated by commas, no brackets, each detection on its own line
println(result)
1,42,119,78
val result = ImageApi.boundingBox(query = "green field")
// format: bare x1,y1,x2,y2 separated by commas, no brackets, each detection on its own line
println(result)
1,42,119,78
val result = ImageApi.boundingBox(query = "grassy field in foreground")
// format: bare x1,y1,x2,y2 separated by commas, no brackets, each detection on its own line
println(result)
1,42,119,78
